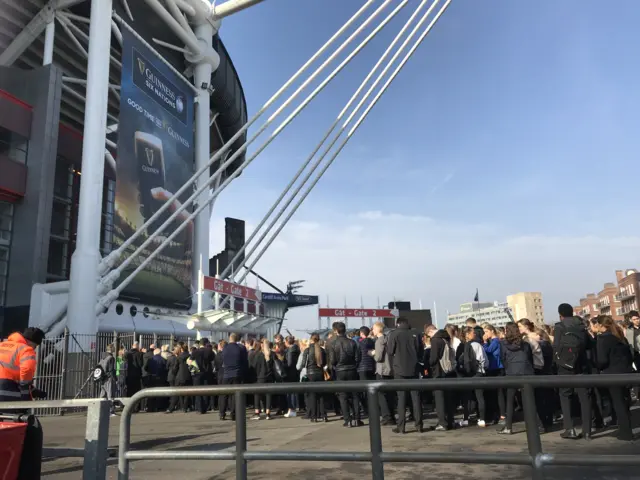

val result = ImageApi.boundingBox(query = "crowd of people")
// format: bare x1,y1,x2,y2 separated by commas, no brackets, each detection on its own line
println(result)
100,303,639,441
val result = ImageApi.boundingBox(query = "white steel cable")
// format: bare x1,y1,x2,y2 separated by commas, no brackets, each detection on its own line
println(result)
220,0,435,280
236,0,453,283
103,1,406,283
99,1,376,275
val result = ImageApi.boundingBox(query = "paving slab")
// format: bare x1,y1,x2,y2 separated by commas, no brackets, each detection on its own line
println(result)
39,409,640,479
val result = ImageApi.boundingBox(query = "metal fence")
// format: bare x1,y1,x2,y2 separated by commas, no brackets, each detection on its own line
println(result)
118,374,640,480
32,329,196,415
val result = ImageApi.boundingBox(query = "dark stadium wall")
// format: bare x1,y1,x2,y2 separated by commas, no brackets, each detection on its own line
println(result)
0,64,63,336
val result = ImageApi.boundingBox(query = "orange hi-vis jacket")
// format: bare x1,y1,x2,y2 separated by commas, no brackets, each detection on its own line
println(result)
0,332,37,401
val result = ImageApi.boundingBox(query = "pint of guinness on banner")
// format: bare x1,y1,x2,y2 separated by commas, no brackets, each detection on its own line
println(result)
114,28,195,308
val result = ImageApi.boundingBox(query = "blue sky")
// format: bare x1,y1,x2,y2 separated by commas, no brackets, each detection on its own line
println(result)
209,0,640,333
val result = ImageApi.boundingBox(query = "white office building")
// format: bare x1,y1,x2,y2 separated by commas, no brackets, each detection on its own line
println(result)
447,301,513,328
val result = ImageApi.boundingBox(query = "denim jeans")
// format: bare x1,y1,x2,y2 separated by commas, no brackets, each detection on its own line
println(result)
287,393,299,410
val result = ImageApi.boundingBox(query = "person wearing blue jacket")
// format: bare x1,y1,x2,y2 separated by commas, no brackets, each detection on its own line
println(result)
482,323,506,425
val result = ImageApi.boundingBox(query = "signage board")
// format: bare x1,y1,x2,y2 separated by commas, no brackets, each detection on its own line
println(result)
114,28,194,307
260,292,319,307
203,276,261,302
318,308,399,318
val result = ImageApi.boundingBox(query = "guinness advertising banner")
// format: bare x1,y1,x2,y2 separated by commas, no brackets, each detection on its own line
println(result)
114,28,194,307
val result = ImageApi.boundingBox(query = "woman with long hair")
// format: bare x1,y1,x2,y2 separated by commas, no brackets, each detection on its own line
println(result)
498,322,534,435
301,333,328,422
534,328,556,430
592,315,634,440
251,339,275,420
482,323,506,425
460,327,488,428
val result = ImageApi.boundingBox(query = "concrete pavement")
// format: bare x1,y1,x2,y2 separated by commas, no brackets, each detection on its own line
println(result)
39,409,639,479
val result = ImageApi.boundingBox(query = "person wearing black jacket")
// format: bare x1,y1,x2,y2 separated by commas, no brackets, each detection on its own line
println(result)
329,321,362,427
284,337,301,417
498,322,534,435
125,343,144,412
535,328,555,431
554,303,592,440
301,334,328,422
191,338,216,414
592,315,634,441
251,339,275,420
357,326,376,415
168,345,192,413
213,340,226,413
388,318,423,434
140,345,154,412
165,345,179,413
426,325,455,431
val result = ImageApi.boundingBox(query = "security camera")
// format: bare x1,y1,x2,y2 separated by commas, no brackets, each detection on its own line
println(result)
207,85,215,95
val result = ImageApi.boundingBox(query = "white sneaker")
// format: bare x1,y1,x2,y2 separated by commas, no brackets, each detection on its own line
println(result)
251,415,261,420
285,411,296,418
458,419,469,427
477,420,486,428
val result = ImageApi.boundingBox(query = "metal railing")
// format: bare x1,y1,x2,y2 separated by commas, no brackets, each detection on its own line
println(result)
0,398,127,480
118,374,640,480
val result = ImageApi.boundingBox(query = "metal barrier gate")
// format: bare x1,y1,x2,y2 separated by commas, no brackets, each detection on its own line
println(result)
118,374,640,480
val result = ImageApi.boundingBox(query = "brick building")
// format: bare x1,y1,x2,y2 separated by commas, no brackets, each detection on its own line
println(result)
575,293,599,320
615,269,640,318
574,269,640,321
596,282,622,321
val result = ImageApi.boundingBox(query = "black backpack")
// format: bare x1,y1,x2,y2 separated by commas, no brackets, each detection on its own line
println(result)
554,326,585,370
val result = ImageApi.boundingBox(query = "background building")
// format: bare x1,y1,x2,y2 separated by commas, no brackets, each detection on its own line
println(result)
447,301,512,328
615,269,640,318
573,269,640,321
507,292,544,325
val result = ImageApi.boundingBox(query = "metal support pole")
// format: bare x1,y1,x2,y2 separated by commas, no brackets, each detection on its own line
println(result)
367,386,385,480
522,384,544,480
43,19,55,65
235,391,248,480
83,399,111,480
192,22,214,306
66,0,113,336
58,328,70,414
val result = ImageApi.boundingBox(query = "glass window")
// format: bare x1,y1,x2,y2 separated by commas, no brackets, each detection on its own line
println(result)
53,159,74,199
0,126,28,164
50,202,70,238
47,238,68,279
0,201,13,247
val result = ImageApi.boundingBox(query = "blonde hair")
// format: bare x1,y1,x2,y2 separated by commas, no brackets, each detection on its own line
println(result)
262,338,271,361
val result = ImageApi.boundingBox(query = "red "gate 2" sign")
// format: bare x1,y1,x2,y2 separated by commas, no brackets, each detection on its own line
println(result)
203,276,261,302
318,308,397,318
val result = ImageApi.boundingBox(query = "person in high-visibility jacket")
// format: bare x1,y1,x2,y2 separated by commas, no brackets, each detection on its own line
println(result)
0,327,45,401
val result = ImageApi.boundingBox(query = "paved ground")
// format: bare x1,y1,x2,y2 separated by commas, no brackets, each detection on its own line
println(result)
39,408,640,480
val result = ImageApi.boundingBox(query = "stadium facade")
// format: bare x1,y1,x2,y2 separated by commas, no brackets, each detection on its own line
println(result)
0,0,292,339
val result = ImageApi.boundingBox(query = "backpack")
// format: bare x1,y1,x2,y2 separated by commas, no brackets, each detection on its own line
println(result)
554,326,585,370
439,342,456,375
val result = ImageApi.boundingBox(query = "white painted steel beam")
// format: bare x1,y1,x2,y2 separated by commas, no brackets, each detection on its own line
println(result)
43,19,55,65
212,0,268,19
66,0,114,335
0,5,54,66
